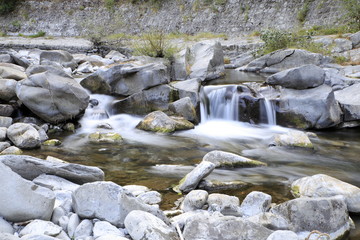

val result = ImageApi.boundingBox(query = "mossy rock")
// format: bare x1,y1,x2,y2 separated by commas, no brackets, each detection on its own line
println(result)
170,116,195,131
0,146,23,155
88,132,123,143
43,139,62,146
272,130,313,148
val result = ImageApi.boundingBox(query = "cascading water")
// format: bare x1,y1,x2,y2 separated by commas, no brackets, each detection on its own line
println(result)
263,98,276,125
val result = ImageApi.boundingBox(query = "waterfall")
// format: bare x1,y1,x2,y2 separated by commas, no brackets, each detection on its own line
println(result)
264,98,276,125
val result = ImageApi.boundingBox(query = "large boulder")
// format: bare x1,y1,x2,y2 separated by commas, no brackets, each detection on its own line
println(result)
182,214,273,240
276,84,342,129
0,162,55,222
169,97,198,123
124,210,179,240
72,181,166,227
242,49,331,73
0,79,17,101
180,190,208,212
170,78,201,107
6,123,41,149
291,174,360,213
239,191,272,217
16,69,89,123
266,65,325,90
271,130,313,148
0,155,104,184
80,62,169,96
271,196,351,240
334,83,360,122
40,50,77,70
172,41,225,81
207,193,241,216
203,150,266,168
0,63,26,80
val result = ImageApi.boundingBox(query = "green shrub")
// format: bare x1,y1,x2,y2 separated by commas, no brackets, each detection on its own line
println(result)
341,0,360,31
104,0,116,10
0,0,18,15
297,1,311,24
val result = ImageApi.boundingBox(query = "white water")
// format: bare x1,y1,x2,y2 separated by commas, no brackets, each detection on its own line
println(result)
264,98,276,125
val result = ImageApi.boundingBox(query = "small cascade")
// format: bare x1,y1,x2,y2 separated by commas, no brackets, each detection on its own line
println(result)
264,98,276,125
200,85,239,122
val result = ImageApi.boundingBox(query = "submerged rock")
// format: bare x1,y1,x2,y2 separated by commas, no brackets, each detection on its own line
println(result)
203,150,267,168
198,179,248,191
291,174,360,213
88,132,123,143
271,130,313,148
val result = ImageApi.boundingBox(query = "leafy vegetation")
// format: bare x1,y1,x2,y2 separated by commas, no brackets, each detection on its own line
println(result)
297,0,311,24
18,31,46,38
0,0,18,15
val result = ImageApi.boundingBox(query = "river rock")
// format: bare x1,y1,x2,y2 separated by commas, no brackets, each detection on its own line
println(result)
239,191,272,217
0,54,13,63
276,84,341,129
0,146,23,155
124,210,179,240
0,127,6,141
0,104,14,117
203,150,267,168
170,78,201,107
207,193,241,216
0,162,55,222
266,230,299,240
271,130,313,148
93,221,125,239
123,185,150,196
0,155,104,184
169,97,198,123
171,210,215,230
0,217,14,234
270,196,350,240
40,50,77,70
0,79,17,101
16,69,89,123
247,212,290,230
96,236,128,240
334,83,360,122
0,233,19,240
173,41,224,81
25,64,67,76
73,219,93,239
291,174,360,213
19,220,62,237
180,190,208,212
33,174,79,191
350,31,360,48
0,116,13,128
183,214,273,240
80,61,169,96
266,64,325,90
105,50,128,62
72,181,166,227
67,213,80,238
242,49,330,73
0,63,26,80
0,142,10,152
6,123,41,149
175,161,215,193
137,191,162,205
88,132,123,143
198,179,248,191
43,139,62,146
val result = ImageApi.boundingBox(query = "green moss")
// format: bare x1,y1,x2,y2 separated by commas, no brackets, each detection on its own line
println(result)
291,185,301,198
43,139,62,146
173,175,186,193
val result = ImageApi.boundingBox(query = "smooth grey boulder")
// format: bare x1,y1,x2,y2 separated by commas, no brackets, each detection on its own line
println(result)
0,104,14,117
80,62,169,96
0,54,13,63
276,84,342,129
335,83,360,122
0,233,19,240
137,191,162,205
0,63,26,80
0,127,6,141
26,64,69,76
170,78,201,108
266,65,325,90
173,41,224,81
198,179,248,191
0,155,104,184
6,123,41,149
67,213,80,238
175,161,215,193
72,181,166,227
180,190,208,212
16,69,89,123
350,31,360,48
291,174,360,213
33,174,79,191
203,150,266,168
0,142,11,152
40,50,77,70
271,130,313,148
266,230,299,240
125,210,179,240
0,146,22,155
239,191,272,217
112,84,179,115
207,193,241,216
247,212,290,230
0,217,14,234
74,219,93,239
243,49,330,73
93,221,125,239
0,79,17,101
51,207,66,225
271,196,350,240
19,220,62,237
0,116,13,128
171,210,215,230
123,185,150,197
183,214,273,240
169,97,198,123
0,162,55,222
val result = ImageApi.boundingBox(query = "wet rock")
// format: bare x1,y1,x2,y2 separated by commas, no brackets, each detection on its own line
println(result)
170,115,195,130
0,63,26,80
16,69,89,123
0,116,13,128
247,212,290,230
40,50,77,70
7,123,41,149
198,179,248,191
88,132,123,143
271,196,351,240
173,41,224,81
137,191,162,205
0,146,23,155
291,174,360,213
0,104,14,117
0,142,11,152
72,181,166,227
93,221,125,239
0,79,17,101
169,97,198,123
0,162,55,222
33,174,79,192
0,155,104,184
207,193,241,216
335,83,360,122
266,64,325,90
170,78,201,107
74,219,93,239
19,220,62,237
242,49,330,73
271,130,313,148
180,190,208,212
43,139,62,146
124,210,179,240
239,191,272,217
266,230,299,240
183,214,273,240
350,31,360,48
203,150,267,168
0,217,14,234
175,161,215,193
276,84,341,129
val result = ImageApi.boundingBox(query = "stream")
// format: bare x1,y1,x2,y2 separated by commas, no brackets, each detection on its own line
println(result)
22,70,360,239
